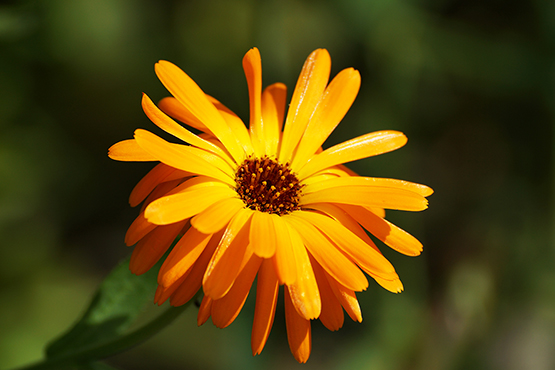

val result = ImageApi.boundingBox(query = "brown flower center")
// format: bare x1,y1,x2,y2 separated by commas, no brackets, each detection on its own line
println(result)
235,156,302,215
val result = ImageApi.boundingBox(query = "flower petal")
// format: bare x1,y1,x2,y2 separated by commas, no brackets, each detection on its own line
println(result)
250,211,277,258
303,176,434,197
155,60,245,163
325,275,362,322
197,295,213,326
292,68,361,171
298,131,408,179
129,220,187,275
145,181,236,225
290,211,398,280
169,231,221,306
203,208,253,299
286,212,368,292
279,49,331,164
129,163,191,207
134,129,235,185
191,197,244,234
158,227,213,287
208,96,254,156
252,259,279,356
243,48,264,157
142,93,235,167
285,222,321,320
157,96,210,133
261,83,287,157
300,184,428,212
108,139,157,161
211,253,262,328
285,286,312,364
340,204,424,256
311,258,344,331
271,214,297,285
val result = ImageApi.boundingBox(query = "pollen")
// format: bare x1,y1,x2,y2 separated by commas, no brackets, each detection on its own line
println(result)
235,156,302,215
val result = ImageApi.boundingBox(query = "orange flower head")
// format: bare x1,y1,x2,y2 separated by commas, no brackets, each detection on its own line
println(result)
108,47,433,363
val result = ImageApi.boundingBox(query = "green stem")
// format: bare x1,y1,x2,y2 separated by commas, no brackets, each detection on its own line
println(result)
13,303,191,370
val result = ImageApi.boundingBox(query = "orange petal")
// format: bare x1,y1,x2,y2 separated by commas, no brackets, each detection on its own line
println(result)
271,214,297,285
142,93,235,167
284,286,312,364
279,49,331,164
285,223,321,320
108,139,157,162
298,131,408,179
197,295,213,326
145,182,236,225
158,227,212,287
202,208,253,299
311,258,344,331
325,275,362,322
125,211,156,246
292,68,361,171
340,204,423,256
129,220,186,275
303,176,434,197
191,197,244,234
300,184,428,212
208,96,254,156
133,129,234,185
372,275,404,293
285,212,368,292
154,270,190,306
261,83,287,156
169,231,221,306
129,163,191,207
155,60,245,163
157,96,210,133
250,211,277,258
243,48,264,156
252,259,279,356
211,253,262,328
290,211,398,280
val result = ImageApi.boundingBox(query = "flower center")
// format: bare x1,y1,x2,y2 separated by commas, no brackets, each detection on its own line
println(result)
235,156,302,215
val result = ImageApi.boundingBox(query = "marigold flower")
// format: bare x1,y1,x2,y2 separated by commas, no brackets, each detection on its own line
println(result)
108,47,432,363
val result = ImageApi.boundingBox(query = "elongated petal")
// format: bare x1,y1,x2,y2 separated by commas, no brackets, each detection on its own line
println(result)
279,49,331,164
108,139,157,161
298,131,408,179
250,211,277,258
286,222,321,320
326,275,362,322
157,96,210,133
261,83,286,156
158,227,212,287
134,129,234,185
285,286,312,363
155,60,245,163
208,96,254,156
191,197,244,234
125,211,157,246
311,258,344,331
129,163,191,207
142,93,235,167
373,276,404,293
197,295,213,326
154,268,191,305
301,185,428,212
271,214,297,285
145,182,236,225
203,208,253,299
243,48,264,156
286,213,368,291
340,204,423,256
252,259,279,356
290,211,398,280
303,176,434,197
211,253,262,328
292,68,361,171
129,220,186,275
170,231,221,306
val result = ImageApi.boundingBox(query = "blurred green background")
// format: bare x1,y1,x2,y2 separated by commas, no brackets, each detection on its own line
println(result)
1,0,554,369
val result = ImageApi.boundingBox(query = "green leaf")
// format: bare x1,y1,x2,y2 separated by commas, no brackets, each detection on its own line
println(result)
45,255,159,359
